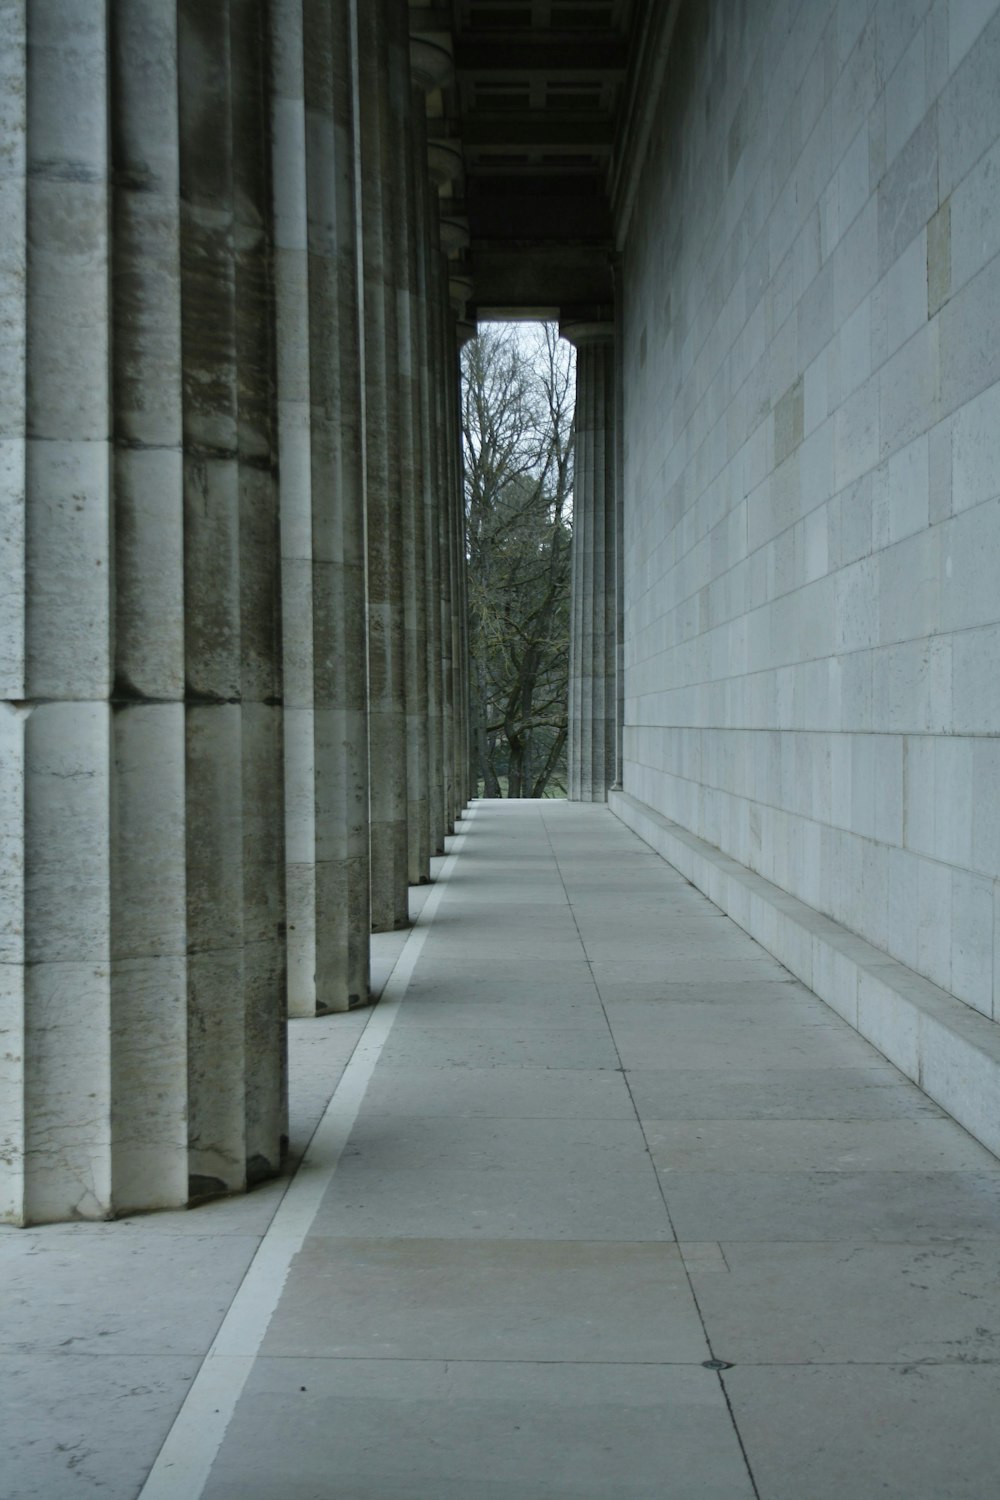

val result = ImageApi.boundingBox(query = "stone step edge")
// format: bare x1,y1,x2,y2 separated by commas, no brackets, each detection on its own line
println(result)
609,787,1000,1161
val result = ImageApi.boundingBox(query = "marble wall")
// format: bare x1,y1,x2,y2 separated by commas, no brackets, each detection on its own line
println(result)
617,0,1000,1029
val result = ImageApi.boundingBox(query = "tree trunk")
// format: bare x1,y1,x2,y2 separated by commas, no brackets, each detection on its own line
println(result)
531,724,567,797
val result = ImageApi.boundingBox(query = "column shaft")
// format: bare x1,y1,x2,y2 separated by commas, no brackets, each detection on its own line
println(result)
563,325,617,803
444,320,466,822
232,0,286,1183
3,0,289,1225
358,0,409,930
110,0,188,1212
414,110,445,856
434,265,456,831
389,23,429,890
179,0,285,1199
14,2,114,1224
272,0,371,1014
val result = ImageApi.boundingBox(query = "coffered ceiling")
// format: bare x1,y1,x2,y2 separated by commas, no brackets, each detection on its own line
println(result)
410,0,643,314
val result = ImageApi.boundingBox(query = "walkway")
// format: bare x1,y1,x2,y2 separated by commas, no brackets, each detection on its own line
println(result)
7,800,1000,1498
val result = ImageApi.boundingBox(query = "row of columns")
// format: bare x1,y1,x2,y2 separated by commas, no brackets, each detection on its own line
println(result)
1,0,471,1225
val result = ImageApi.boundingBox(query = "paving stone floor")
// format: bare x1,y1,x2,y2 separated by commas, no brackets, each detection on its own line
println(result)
5,800,1000,1498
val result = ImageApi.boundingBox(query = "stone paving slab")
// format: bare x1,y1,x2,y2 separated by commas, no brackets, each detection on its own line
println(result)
626,1063,946,1119
377,1022,621,1068
258,1238,709,1363
310,1158,674,1241
356,1063,636,1119
2,1352,199,1500
646,1116,999,1172
683,1238,1000,1364
342,1112,649,1170
0,1231,261,1357
661,1167,1000,1242
722,1364,1000,1500
198,1360,756,1500
610,1012,879,1069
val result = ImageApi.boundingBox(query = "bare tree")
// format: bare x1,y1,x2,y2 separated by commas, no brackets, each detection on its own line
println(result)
463,323,575,797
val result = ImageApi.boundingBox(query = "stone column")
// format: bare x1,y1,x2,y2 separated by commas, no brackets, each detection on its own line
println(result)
421,132,463,848
0,2,115,1225
358,0,409,930
453,318,476,813
424,191,450,850
179,0,286,1200
561,321,617,802
445,311,462,827
410,30,456,862
272,0,370,1013
433,264,457,831
110,0,188,1213
1,0,288,1226
390,8,429,890
442,289,472,824
232,0,286,1194
414,116,444,858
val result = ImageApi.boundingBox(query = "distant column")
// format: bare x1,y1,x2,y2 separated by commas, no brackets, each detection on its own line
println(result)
435,274,458,829
443,308,470,825
391,5,430,889
358,0,409,930
271,0,370,1013
423,191,451,849
453,318,476,813
411,60,447,856
561,321,617,802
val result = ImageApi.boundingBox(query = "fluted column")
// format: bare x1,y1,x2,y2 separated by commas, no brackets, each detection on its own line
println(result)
561,321,617,802
358,0,409,930
391,8,430,889
443,306,467,826
452,318,475,815
0,3,115,1225
434,266,457,830
1,1,288,1224
414,111,445,857
272,0,370,1013
424,192,452,849
410,29,456,858
110,0,188,1212
179,0,286,1199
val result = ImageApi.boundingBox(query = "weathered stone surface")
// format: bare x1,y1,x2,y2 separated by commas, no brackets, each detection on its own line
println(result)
272,0,370,1013
620,0,1000,1058
1,0,296,1223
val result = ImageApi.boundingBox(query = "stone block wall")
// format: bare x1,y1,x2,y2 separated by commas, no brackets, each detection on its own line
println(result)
619,0,1000,1022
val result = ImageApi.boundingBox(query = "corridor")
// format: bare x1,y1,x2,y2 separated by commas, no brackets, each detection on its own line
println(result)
8,800,1000,1498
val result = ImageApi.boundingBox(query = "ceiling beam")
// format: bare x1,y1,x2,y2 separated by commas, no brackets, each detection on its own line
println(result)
470,240,615,310
455,38,628,72
467,176,612,239
460,113,615,147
